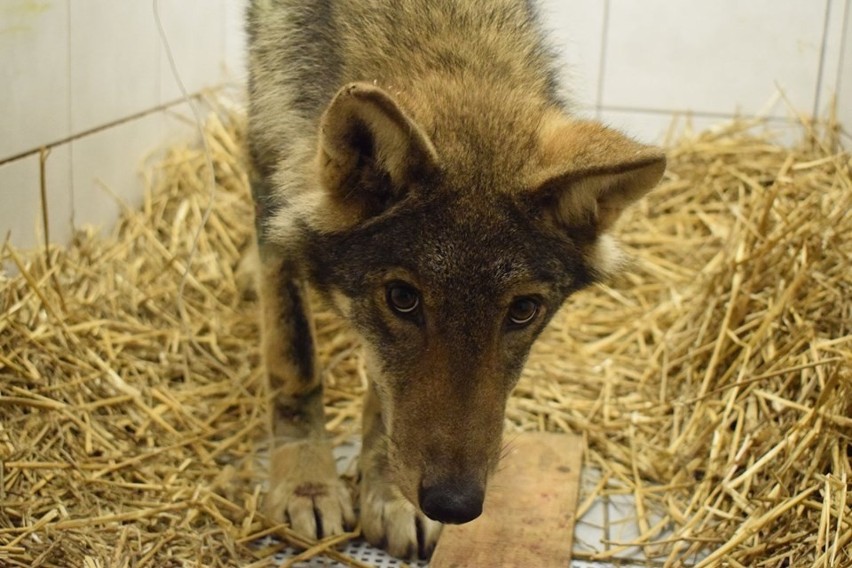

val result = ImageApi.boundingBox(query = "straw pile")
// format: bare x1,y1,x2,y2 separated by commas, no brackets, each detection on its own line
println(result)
0,107,849,567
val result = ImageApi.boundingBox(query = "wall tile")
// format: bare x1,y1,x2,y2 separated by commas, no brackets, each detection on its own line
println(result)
0,1,70,159
44,144,73,246
599,109,808,147
837,0,852,134
157,0,227,104
602,0,828,117
0,145,71,250
538,0,607,109
598,109,721,146
223,0,249,86
816,0,849,117
0,155,41,250
70,113,164,234
69,1,160,134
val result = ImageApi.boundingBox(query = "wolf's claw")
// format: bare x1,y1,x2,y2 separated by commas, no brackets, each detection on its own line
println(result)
265,441,355,540
360,480,442,559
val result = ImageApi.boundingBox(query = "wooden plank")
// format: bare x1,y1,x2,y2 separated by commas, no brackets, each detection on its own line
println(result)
430,432,584,567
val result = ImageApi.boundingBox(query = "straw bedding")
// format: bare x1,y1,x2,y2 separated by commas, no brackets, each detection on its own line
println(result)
1,109,849,567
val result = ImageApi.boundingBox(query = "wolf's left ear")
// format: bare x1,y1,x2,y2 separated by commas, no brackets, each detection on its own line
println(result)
317,82,439,223
529,119,666,238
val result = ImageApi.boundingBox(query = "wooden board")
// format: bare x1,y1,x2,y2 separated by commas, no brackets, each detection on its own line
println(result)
430,432,583,567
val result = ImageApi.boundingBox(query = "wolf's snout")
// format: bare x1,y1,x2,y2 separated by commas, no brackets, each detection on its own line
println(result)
418,478,484,524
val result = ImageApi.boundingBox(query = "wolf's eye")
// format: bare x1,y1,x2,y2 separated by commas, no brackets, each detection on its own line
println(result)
386,283,420,315
507,297,539,327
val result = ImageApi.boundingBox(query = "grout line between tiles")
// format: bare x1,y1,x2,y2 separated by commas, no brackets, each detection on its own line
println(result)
603,490,611,557
153,0,163,134
838,0,852,138
595,0,610,119
66,0,75,230
813,0,833,118
837,0,852,100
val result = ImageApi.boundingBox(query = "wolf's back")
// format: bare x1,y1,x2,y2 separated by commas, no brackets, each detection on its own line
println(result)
247,0,562,178
247,0,342,177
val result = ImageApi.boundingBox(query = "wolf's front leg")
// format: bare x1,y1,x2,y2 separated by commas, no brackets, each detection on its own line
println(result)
259,247,355,539
360,384,442,559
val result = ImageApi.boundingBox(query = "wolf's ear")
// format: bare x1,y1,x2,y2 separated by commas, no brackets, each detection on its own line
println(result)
317,82,439,222
529,119,666,239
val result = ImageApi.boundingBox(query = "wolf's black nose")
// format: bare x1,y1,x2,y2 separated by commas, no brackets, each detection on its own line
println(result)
419,478,484,524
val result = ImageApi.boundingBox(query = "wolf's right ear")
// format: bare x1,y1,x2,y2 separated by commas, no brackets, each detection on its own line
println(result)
316,83,439,224
528,119,666,239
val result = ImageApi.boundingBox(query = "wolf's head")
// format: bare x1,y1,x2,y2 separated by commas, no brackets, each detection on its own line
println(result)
296,82,665,524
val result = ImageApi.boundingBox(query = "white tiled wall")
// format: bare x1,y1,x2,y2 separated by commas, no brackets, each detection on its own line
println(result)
1,0,850,250
838,0,852,129
157,0,229,103
537,0,606,116
69,1,161,135
0,0,246,251
603,1,826,115
0,1,71,160
541,0,852,143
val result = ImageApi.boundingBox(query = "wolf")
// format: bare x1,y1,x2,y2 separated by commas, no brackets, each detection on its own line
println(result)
246,0,665,559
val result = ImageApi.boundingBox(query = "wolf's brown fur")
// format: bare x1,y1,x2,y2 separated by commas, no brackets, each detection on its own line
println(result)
247,0,665,559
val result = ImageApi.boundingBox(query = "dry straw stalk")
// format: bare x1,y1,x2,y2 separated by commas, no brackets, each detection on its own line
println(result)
1,108,849,567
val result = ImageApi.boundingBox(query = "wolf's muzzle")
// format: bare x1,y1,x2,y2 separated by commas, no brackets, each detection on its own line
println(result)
419,477,484,524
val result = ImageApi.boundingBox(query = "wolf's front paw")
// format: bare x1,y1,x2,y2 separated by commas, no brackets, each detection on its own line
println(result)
265,441,355,539
360,478,442,560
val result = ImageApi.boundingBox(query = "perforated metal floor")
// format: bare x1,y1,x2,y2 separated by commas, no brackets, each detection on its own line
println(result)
270,539,428,568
